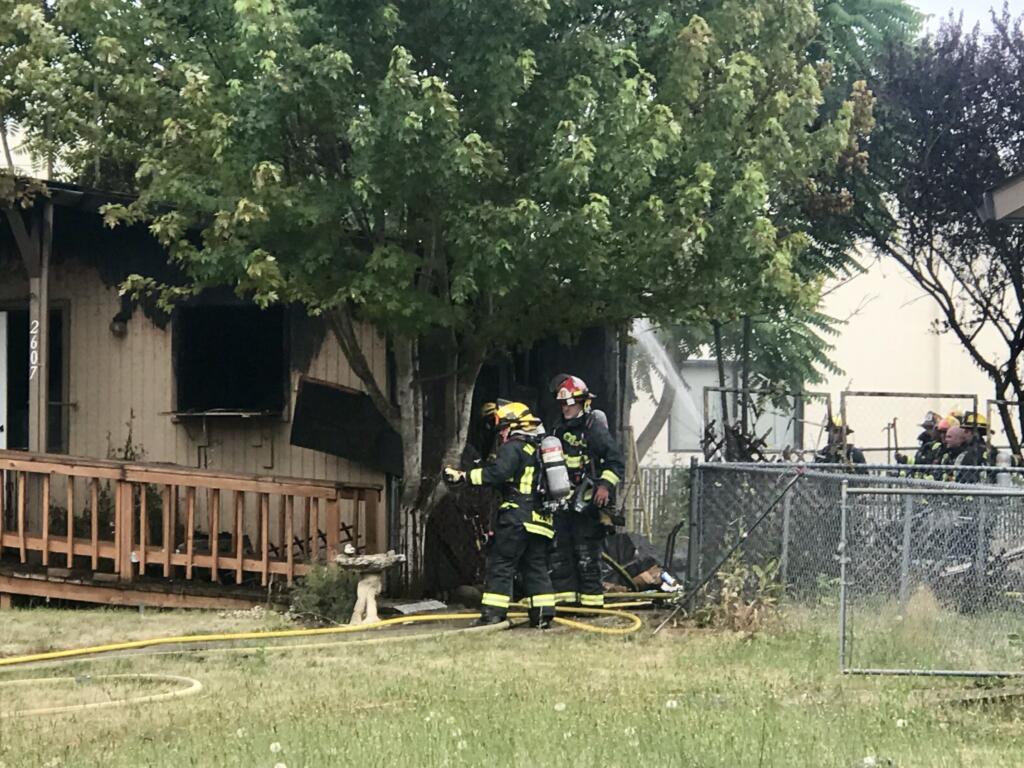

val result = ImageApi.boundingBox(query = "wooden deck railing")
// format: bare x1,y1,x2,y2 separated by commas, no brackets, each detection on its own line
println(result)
0,451,382,587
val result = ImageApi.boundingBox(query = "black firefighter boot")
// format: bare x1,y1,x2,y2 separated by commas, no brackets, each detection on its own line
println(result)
528,607,554,630
472,606,507,627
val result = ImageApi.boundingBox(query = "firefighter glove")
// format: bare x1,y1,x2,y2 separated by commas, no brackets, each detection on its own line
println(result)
593,484,610,508
443,467,467,486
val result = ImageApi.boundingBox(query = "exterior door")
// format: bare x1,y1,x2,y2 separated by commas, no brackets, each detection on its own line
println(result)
0,310,6,450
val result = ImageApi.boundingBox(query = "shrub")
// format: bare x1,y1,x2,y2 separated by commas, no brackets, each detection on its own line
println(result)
289,566,361,625
693,551,784,633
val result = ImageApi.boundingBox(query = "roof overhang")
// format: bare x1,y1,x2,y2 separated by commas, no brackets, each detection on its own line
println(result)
979,173,1024,223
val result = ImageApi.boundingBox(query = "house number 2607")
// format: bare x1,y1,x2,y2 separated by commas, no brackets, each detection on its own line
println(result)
29,319,39,380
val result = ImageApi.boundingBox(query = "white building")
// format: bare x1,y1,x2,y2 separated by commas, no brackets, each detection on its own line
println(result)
633,254,999,466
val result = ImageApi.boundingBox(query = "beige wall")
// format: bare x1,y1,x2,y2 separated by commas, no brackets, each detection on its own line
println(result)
1,255,389,546
633,254,999,466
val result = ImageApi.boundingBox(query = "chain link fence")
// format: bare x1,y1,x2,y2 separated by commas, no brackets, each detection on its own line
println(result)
841,482,1024,676
636,461,1024,676
840,391,979,463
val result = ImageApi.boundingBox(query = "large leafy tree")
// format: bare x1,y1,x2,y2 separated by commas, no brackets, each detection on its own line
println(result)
631,0,912,461
864,9,1024,455
7,0,868,568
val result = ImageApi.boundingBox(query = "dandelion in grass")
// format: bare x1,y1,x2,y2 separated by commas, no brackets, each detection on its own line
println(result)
446,715,455,724
270,742,283,754
235,728,246,738
456,740,468,751
563,731,574,740
553,702,566,712
274,763,287,768
623,726,637,736
895,718,907,729
451,728,462,738
665,699,679,709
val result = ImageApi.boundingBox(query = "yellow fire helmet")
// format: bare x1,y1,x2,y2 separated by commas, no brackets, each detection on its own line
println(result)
830,416,853,434
962,411,989,432
493,401,542,432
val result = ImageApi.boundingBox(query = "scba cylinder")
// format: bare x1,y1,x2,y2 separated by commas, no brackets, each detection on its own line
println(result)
540,435,572,500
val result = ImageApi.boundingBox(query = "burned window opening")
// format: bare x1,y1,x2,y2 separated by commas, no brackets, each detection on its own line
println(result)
174,305,287,414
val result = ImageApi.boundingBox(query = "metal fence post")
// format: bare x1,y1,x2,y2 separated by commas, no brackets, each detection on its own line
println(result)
975,497,989,594
686,457,700,613
839,479,849,674
899,493,913,604
780,488,792,586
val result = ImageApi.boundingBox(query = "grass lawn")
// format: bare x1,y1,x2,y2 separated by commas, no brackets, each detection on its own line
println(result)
1,604,1023,767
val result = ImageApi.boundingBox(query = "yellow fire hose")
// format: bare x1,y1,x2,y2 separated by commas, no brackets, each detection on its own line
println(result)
0,605,644,670
0,673,204,718
0,604,655,717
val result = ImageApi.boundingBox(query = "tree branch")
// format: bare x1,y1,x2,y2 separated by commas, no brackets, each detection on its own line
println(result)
326,305,401,431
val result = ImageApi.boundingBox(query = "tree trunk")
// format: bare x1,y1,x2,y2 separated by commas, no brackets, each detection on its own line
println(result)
997,374,1023,458
330,309,486,593
0,119,14,171
636,382,675,462
712,320,737,459
740,315,752,435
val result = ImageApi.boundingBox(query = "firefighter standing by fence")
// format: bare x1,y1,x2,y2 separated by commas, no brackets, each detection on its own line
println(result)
938,415,968,481
443,402,556,628
814,418,867,473
897,411,943,476
955,412,997,484
547,375,625,608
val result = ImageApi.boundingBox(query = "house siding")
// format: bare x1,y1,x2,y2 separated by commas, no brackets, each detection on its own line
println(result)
0,257,389,551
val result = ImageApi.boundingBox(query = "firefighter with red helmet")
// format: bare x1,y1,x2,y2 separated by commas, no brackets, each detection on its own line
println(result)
444,402,556,628
548,374,625,607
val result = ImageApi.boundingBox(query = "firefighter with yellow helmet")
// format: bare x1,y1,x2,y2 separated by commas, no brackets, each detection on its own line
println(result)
548,374,625,608
814,417,867,471
443,402,556,627
955,411,996,483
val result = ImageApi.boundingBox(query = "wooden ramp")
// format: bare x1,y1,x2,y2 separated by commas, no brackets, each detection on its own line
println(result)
0,569,267,610
0,450,382,609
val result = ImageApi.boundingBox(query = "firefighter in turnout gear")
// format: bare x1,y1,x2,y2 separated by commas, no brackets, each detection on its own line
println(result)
913,412,944,471
955,412,997,484
814,418,867,473
443,402,556,628
548,374,625,608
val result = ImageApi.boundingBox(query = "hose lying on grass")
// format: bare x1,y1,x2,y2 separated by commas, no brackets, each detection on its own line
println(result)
0,673,204,718
0,604,644,670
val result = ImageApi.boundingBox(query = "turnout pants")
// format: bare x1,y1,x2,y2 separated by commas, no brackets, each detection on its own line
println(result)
550,507,605,607
480,517,555,625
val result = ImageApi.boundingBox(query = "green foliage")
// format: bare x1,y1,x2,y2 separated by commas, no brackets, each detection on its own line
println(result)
289,565,360,625
693,549,784,633
632,0,924,405
7,0,872,346
813,0,923,84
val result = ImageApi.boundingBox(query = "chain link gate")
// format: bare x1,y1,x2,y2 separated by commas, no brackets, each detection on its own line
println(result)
684,462,1024,677
839,481,1024,677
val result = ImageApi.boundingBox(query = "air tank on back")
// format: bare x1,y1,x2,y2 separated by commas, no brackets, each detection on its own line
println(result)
540,435,572,500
